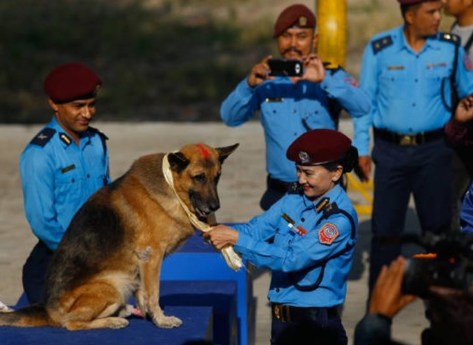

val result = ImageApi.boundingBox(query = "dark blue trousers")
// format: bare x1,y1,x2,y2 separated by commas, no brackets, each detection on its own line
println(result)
260,176,290,211
369,137,452,292
271,313,347,345
22,241,53,305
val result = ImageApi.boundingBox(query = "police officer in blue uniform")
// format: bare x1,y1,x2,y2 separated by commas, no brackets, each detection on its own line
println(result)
220,3,371,211
206,129,359,345
354,0,473,293
20,63,111,304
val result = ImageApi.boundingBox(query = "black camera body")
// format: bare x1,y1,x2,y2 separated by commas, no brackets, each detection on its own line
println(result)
402,232,473,298
268,59,303,77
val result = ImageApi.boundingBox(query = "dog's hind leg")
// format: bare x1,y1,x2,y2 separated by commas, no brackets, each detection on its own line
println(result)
65,316,129,331
58,281,130,331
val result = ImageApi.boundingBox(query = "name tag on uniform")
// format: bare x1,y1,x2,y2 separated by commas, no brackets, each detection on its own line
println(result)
265,98,283,103
426,62,447,69
61,165,76,173
387,65,404,70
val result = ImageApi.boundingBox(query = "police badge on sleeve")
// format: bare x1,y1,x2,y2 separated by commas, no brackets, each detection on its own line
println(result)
318,222,339,245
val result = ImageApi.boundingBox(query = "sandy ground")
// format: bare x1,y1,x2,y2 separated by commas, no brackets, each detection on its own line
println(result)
0,120,428,344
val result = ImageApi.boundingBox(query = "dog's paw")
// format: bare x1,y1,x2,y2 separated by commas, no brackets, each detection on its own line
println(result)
0,300,12,313
117,304,134,318
107,317,129,329
153,315,183,328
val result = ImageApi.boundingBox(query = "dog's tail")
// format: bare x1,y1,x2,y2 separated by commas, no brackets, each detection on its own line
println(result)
0,305,57,327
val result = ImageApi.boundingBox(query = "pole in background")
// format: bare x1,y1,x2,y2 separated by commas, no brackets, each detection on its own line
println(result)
315,0,347,68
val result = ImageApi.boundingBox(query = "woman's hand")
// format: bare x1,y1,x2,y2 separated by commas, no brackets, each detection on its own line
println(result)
204,225,239,250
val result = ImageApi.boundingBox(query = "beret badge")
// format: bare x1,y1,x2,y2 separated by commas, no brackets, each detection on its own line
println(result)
298,16,307,26
299,151,310,164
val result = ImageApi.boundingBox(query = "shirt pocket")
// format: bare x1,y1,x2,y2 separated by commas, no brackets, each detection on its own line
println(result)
55,168,82,206
423,64,450,98
273,226,295,246
379,68,408,99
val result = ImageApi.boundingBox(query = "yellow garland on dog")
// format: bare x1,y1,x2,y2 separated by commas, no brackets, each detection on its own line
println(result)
162,153,243,271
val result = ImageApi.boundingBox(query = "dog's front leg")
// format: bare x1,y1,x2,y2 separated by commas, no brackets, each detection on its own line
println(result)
141,250,182,328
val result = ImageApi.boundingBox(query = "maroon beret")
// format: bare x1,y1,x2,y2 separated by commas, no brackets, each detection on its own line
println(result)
273,4,316,38
44,63,102,103
287,129,352,166
397,0,433,5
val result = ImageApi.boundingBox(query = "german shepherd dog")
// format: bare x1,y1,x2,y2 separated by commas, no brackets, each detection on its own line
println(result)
0,143,238,330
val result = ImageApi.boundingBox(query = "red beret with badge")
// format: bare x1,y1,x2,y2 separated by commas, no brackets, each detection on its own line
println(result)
273,4,316,38
286,129,352,166
44,63,102,104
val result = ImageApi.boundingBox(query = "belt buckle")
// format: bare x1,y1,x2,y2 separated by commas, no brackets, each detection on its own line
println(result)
273,304,290,322
274,304,282,321
399,134,417,146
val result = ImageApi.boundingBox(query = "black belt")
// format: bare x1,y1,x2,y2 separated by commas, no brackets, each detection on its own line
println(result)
267,176,299,194
374,127,444,146
271,303,340,323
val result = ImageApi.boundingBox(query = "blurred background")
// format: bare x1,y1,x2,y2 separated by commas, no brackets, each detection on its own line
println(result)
0,0,452,124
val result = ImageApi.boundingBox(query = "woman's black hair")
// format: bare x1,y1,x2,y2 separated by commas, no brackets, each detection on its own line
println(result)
322,146,359,174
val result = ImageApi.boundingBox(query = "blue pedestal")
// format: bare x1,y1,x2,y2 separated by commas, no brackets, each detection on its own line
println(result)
161,231,256,345
161,280,237,345
0,306,213,345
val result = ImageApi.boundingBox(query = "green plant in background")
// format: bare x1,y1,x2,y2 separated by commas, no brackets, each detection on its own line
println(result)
0,0,454,123
0,0,271,123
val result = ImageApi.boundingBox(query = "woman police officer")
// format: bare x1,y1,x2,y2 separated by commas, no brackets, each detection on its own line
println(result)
205,129,359,345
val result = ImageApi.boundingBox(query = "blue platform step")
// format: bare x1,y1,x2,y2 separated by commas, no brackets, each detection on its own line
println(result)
0,305,213,345
161,231,256,345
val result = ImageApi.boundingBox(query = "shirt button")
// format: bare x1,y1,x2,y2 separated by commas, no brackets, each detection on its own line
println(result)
415,79,418,83
276,288,280,293
293,109,297,113
87,174,90,178
72,179,75,183
301,218,305,222
412,103,416,107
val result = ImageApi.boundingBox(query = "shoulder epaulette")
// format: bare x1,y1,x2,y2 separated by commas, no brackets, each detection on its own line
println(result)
30,128,56,147
315,197,330,213
324,63,343,75
371,35,393,55
439,32,460,45
88,126,109,141
321,201,340,218
88,126,108,154
287,182,301,194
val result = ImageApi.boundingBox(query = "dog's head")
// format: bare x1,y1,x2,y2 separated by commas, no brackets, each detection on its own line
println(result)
167,143,239,220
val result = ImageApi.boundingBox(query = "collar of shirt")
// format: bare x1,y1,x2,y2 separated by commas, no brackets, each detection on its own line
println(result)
48,116,93,149
397,25,441,55
301,184,344,211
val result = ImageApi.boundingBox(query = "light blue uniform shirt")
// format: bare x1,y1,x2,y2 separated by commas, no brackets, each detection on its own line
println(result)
221,70,371,182
20,117,111,251
234,184,358,307
355,26,473,155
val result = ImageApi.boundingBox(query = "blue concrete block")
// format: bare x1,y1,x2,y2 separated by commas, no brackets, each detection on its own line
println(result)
161,280,237,345
0,306,213,345
161,231,256,345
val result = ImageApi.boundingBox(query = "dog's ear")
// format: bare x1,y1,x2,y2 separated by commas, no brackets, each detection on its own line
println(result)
216,143,239,164
168,152,190,173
